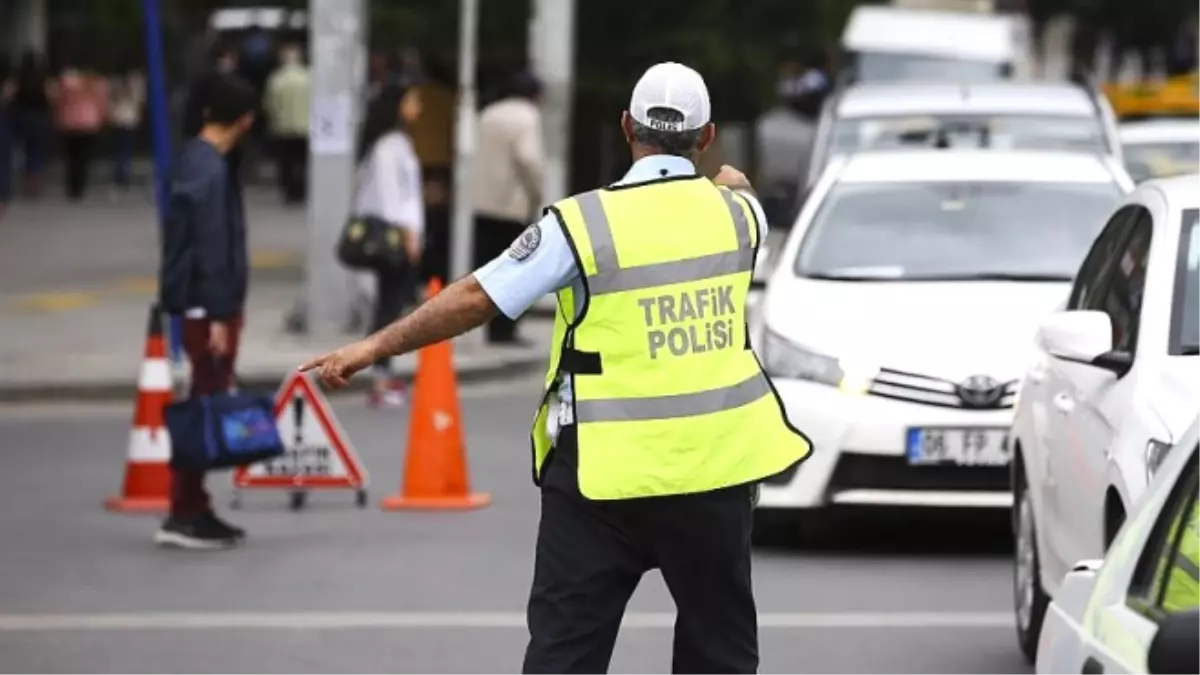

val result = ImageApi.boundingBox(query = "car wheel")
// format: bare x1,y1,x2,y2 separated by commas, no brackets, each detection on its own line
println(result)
1014,475,1050,664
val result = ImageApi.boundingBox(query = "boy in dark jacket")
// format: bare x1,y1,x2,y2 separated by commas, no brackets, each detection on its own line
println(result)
156,75,257,549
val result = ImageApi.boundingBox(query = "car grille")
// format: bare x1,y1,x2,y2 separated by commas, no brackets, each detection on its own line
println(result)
868,368,1018,410
829,453,1010,493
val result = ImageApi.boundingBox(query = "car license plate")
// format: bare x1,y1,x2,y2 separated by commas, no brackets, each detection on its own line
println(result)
906,427,1010,466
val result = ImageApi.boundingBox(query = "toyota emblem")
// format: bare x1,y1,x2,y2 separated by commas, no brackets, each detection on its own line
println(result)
957,374,1004,408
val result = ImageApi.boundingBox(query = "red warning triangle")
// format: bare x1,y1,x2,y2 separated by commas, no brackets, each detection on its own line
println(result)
232,371,369,490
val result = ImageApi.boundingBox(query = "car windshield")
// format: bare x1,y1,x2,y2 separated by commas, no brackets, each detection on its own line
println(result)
1122,141,1200,182
855,52,1003,82
794,181,1125,281
1171,208,1199,355
833,115,1108,155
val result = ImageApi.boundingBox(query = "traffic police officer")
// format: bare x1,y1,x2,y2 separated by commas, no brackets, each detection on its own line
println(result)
301,61,813,674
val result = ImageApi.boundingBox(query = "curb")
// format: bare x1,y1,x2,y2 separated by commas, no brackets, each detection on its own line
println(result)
0,352,547,404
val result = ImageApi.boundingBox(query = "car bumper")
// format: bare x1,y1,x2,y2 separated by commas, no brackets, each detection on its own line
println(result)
1035,600,1087,674
758,378,1014,510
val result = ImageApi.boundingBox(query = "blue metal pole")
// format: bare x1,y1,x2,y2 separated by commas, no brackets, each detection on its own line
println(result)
140,0,182,363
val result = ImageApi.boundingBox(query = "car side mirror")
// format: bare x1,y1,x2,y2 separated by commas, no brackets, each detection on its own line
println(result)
1147,608,1199,674
751,245,772,290
1036,310,1132,377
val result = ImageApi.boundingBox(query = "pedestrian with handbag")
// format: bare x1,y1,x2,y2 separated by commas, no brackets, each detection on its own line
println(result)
343,81,425,408
156,75,260,549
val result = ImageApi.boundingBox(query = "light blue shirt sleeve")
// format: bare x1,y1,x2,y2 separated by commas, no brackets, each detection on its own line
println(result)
737,189,771,246
472,213,579,319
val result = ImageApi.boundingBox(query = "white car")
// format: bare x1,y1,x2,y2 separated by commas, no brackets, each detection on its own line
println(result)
1119,119,1200,183
1010,174,1200,660
1034,416,1198,674
804,81,1123,192
751,149,1132,542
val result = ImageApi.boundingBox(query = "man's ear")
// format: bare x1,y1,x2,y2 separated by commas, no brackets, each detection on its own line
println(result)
697,123,716,153
620,111,635,145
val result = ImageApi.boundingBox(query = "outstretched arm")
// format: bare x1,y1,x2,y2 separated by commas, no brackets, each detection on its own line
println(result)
373,275,497,358
299,276,498,388
300,211,577,389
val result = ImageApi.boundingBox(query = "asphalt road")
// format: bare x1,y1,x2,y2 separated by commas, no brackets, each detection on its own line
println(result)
0,374,1031,674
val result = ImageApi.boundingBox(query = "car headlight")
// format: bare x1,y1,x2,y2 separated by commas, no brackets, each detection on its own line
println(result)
1146,438,1172,481
761,329,877,394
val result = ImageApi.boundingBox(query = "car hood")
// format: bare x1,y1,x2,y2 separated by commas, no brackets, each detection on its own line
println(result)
1148,359,1200,440
762,277,1071,382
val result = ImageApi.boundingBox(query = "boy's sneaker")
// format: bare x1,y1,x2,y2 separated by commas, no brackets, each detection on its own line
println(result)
201,512,246,540
153,516,239,550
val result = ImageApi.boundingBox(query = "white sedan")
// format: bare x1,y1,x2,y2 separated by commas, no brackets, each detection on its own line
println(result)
1010,174,1200,660
751,148,1132,542
1119,119,1200,183
1034,416,1198,674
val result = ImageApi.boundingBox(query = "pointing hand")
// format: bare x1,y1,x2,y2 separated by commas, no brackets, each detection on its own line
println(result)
298,339,379,389
712,164,753,192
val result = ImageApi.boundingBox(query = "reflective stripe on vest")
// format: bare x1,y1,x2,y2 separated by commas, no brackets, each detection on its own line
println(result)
531,177,813,500
575,189,755,294
574,372,770,422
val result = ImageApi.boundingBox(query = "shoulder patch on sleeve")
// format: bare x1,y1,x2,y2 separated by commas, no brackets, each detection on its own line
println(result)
508,224,542,261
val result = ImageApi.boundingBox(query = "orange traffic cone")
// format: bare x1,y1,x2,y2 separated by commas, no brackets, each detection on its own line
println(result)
105,306,173,513
381,278,491,511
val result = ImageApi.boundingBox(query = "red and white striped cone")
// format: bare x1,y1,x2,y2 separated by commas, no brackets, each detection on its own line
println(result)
105,306,174,513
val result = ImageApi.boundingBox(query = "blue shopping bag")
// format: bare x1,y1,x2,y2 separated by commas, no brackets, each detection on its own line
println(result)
165,389,285,471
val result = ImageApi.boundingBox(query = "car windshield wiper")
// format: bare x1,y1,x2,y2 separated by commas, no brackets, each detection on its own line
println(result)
1179,345,1200,356
898,272,1074,282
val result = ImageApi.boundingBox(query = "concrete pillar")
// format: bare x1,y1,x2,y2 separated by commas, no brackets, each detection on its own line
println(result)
305,0,366,338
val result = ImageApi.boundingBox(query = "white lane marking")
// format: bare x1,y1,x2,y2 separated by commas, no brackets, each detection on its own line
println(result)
0,611,1013,631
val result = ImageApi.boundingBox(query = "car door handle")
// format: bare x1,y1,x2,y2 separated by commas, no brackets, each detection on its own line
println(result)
1053,392,1075,414
1082,656,1104,674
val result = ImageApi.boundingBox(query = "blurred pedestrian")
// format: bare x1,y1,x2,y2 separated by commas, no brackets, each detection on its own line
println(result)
366,51,397,103
156,75,258,549
351,81,425,408
52,59,109,202
298,61,813,673
472,70,544,345
10,50,52,198
184,44,245,193
754,52,821,226
264,43,311,204
0,57,14,219
408,56,455,287
108,65,145,195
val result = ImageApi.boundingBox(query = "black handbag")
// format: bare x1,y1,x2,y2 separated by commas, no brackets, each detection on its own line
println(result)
336,215,410,271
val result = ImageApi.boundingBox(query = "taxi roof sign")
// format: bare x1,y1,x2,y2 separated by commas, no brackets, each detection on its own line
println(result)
1104,73,1199,119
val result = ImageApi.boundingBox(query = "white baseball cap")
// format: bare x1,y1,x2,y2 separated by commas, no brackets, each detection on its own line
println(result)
629,62,711,133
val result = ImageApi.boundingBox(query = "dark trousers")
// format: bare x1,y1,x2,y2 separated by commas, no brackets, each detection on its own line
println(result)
420,203,451,286
419,168,452,286
111,126,135,187
523,429,759,674
371,263,415,371
62,131,96,201
170,315,243,519
473,214,528,343
274,135,308,204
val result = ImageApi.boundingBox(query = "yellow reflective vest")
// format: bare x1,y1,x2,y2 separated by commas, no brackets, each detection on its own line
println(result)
530,175,812,500
1161,498,1198,614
